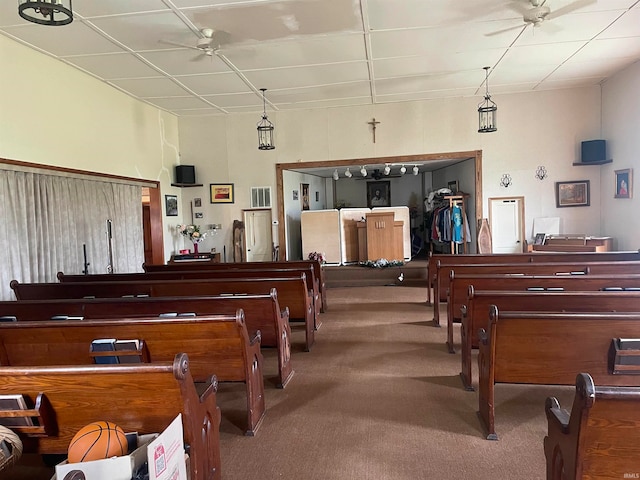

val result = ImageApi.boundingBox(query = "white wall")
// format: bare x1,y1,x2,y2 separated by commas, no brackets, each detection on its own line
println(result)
0,35,181,261
601,60,640,251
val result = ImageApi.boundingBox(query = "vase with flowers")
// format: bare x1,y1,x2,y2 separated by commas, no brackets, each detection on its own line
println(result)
177,224,207,253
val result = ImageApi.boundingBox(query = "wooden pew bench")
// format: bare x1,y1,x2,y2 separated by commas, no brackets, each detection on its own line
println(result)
477,307,640,440
0,353,221,480
427,251,640,305
0,311,265,436
13,275,315,351
58,265,323,325
544,373,640,480
141,259,328,313
460,289,640,391
446,273,640,353
433,260,640,326
5,288,293,387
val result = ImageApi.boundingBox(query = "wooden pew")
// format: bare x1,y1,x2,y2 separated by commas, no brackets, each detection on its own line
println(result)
446,273,640,353
433,260,640,326
13,275,315,351
0,312,265,436
544,373,640,480
0,353,221,480
427,251,640,305
57,266,323,325
142,259,328,313
460,289,640,391
477,307,640,440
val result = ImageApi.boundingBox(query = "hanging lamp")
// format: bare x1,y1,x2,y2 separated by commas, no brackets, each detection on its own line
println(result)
478,66,497,133
257,88,275,150
19,0,73,26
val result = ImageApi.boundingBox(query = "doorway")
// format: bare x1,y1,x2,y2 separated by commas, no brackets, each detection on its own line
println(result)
243,209,273,262
489,197,525,253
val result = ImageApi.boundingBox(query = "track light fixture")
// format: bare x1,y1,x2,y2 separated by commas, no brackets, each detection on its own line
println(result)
344,167,353,178
332,169,339,181
478,66,497,133
19,0,73,26
383,164,391,175
399,165,406,175
360,166,367,177
412,165,419,176
257,88,275,150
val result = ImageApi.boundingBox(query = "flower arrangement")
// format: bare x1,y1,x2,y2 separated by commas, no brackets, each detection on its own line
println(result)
308,251,325,264
177,224,206,244
359,258,404,268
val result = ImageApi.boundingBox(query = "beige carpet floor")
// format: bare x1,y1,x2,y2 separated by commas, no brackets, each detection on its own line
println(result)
1,285,575,479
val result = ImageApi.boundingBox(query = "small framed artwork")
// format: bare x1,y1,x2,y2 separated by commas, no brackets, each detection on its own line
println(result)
301,183,310,210
315,191,319,202
210,184,234,204
165,195,178,216
614,168,633,199
293,190,299,201
555,180,590,208
447,180,459,194
194,212,203,219
533,233,546,245
367,181,391,208
194,198,202,207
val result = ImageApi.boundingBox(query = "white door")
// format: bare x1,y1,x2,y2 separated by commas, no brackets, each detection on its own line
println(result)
244,209,273,262
489,197,524,253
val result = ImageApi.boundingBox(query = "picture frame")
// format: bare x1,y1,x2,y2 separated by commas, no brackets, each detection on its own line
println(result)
555,180,590,208
193,198,202,208
614,168,633,199
194,212,203,219
367,181,391,208
210,183,234,204
165,195,178,216
447,180,459,194
301,183,310,210
533,233,546,245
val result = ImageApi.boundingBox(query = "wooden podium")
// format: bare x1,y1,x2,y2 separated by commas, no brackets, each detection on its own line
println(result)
356,212,404,261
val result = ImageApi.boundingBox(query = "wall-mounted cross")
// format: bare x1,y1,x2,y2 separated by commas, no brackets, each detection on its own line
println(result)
367,118,380,143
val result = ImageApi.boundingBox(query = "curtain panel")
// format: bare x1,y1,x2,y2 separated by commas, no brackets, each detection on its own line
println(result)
0,170,143,301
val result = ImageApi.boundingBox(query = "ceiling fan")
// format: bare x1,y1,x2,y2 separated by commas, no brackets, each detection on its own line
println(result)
160,27,228,60
486,0,596,36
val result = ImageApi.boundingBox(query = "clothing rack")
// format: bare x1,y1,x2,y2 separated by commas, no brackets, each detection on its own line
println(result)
444,194,469,254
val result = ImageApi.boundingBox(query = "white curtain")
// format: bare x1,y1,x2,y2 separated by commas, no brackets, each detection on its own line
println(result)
0,170,143,301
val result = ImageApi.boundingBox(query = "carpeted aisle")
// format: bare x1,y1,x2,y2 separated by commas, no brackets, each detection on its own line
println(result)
217,285,574,480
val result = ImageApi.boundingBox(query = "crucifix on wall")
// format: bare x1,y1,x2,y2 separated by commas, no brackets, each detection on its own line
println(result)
367,118,380,143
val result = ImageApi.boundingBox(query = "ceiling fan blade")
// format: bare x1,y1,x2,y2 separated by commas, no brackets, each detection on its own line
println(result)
159,39,203,52
485,23,526,37
549,0,597,19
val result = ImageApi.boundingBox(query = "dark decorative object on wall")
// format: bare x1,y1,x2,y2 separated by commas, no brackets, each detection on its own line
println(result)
500,174,512,188
165,195,178,216
555,180,590,208
614,168,632,199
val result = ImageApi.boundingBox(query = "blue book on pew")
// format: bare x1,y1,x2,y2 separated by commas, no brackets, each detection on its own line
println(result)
90,338,118,364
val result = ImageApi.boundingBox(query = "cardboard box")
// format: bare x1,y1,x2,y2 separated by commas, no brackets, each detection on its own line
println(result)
52,433,157,480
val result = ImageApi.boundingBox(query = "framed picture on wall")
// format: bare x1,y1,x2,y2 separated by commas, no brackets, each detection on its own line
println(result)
614,168,632,199
447,180,459,194
555,180,590,208
367,181,390,208
165,195,178,216
301,183,310,210
210,183,234,204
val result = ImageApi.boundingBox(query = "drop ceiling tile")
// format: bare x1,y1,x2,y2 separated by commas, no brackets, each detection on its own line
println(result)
176,72,252,95
547,56,639,81
0,4,35,27
375,71,479,96
173,108,223,116
268,82,371,104
225,105,266,113
376,88,477,103
110,77,191,97
144,96,213,110
73,0,170,18
276,97,372,110
243,62,370,90
490,64,557,85
597,7,640,39
1,22,124,56
488,82,538,94
499,42,586,68
374,49,504,80
219,34,366,70
88,12,192,52
139,49,231,75
201,93,262,108
65,52,161,79
536,77,605,91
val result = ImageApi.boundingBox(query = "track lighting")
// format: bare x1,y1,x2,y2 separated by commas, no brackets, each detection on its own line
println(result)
383,164,391,175
344,168,353,178
399,165,406,175
360,166,367,177
332,169,339,181
412,165,419,176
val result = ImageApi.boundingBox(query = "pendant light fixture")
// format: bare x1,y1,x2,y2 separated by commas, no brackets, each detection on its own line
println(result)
257,88,275,150
478,66,497,133
19,0,73,26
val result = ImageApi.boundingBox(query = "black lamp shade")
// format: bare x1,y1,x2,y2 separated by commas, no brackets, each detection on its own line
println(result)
19,0,73,26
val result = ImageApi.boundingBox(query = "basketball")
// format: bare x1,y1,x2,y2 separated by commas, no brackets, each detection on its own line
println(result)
67,421,127,463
